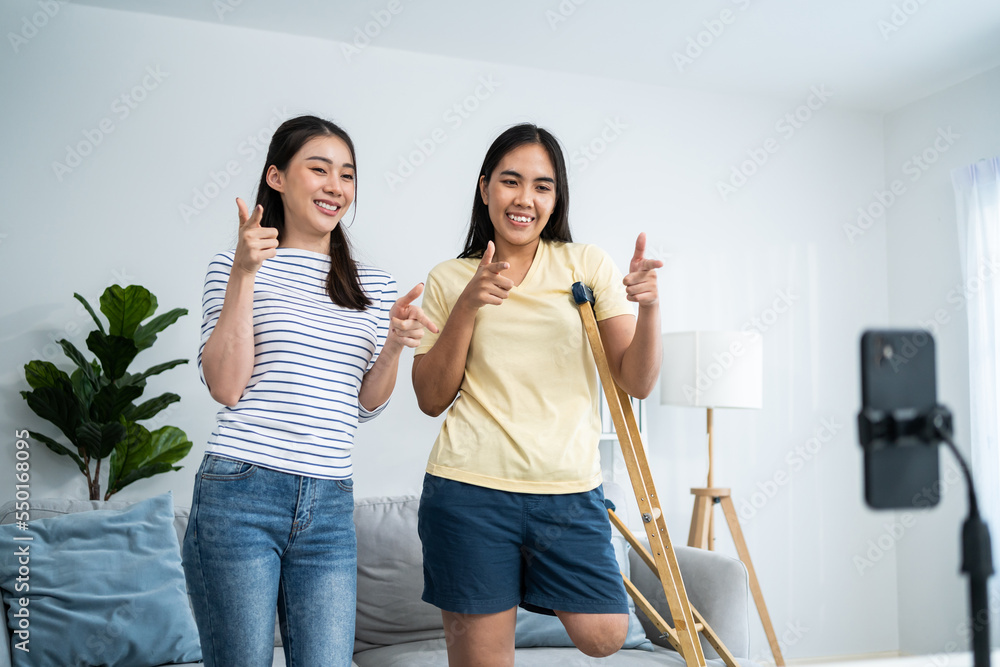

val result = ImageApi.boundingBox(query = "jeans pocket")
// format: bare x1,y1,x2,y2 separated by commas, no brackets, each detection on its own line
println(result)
336,477,354,493
200,454,257,481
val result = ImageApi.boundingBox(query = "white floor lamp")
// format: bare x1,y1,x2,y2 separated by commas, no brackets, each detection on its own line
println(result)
660,331,784,665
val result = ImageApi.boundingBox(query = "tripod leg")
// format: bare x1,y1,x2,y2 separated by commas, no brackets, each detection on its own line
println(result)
719,496,785,666
688,495,711,550
708,506,715,551
970,576,991,667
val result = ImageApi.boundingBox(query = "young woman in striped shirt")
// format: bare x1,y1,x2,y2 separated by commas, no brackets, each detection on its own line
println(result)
182,115,436,667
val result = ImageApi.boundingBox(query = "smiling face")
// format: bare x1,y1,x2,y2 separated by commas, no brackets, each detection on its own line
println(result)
479,142,557,257
266,134,355,250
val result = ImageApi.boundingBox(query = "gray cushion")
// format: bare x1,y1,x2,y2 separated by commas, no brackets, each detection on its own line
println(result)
628,541,751,659
353,496,446,652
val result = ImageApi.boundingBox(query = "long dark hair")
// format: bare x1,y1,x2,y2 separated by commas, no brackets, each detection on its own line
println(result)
458,123,572,259
254,115,371,310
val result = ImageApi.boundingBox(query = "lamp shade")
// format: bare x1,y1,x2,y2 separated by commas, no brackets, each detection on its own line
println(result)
660,331,763,409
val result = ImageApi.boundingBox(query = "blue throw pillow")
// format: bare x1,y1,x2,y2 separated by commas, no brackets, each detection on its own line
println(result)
0,493,202,667
514,535,654,651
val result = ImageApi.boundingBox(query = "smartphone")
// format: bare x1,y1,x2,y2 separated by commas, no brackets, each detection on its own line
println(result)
859,329,940,510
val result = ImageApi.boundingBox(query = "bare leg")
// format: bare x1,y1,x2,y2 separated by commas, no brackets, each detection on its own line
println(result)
555,611,629,658
441,608,517,667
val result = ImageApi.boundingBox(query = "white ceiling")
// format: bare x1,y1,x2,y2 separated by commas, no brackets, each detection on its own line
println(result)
72,0,1000,112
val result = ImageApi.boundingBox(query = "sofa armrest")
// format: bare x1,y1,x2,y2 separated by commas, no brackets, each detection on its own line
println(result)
628,541,750,659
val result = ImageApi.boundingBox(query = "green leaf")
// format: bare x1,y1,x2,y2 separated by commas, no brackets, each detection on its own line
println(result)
86,331,139,381
125,392,180,422
74,292,106,335
131,359,188,384
115,370,143,390
100,285,153,338
24,360,71,390
146,426,193,466
107,424,190,497
91,382,144,424
108,419,153,493
133,307,187,352
110,462,177,497
75,421,126,460
21,386,82,445
70,367,98,414
109,441,126,493
28,431,87,474
58,339,95,376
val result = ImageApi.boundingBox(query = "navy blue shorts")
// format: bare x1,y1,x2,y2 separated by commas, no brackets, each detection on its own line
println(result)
417,473,629,616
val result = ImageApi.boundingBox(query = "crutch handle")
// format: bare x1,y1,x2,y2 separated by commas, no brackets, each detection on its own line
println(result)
571,282,595,305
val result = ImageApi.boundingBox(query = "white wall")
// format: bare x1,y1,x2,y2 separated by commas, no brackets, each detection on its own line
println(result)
882,65,1000,655
0,1,911,659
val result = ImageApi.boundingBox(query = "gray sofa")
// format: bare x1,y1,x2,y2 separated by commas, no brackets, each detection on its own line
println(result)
0,494,756,666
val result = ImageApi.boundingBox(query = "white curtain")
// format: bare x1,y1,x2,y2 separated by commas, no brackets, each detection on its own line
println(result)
951,157,1000,593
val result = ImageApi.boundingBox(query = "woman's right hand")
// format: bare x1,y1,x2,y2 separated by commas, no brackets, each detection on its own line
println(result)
234,197,278,276
456,241,513,311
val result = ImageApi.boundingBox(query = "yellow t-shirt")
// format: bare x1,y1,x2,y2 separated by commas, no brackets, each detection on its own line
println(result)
415,240,634,494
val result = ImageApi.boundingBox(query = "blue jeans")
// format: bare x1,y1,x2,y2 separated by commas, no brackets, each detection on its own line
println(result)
182,454,356,667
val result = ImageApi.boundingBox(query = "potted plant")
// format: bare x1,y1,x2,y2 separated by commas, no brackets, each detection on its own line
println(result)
20,284,193,500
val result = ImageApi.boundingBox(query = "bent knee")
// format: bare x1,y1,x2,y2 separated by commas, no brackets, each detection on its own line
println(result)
575,615,629,658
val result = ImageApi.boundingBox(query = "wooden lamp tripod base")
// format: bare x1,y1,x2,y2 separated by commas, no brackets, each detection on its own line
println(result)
687,408,786,666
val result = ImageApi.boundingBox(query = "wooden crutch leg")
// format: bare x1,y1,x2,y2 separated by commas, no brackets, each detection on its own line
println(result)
572,282,710,667
608,507,740,667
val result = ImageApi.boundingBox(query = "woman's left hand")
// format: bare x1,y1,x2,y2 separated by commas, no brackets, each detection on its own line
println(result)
623,233,663,307
388,283,439,349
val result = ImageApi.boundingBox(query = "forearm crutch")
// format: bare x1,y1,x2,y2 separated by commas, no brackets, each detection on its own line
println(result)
573,283,738,667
